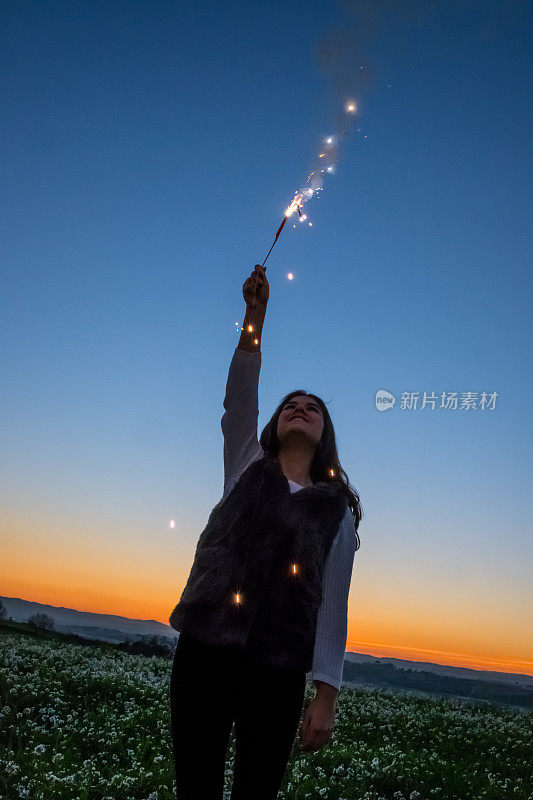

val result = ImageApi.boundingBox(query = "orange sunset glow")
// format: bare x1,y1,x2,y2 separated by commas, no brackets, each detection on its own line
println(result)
2,508,532,678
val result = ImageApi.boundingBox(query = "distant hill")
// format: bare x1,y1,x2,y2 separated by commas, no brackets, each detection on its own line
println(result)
343,651,533,689
342,659,532,712
0,595,178,645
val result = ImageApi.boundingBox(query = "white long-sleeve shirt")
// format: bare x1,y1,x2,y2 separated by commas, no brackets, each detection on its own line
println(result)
219,346,357,692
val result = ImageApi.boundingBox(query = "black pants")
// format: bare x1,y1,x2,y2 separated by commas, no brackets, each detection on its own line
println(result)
169,632,307,799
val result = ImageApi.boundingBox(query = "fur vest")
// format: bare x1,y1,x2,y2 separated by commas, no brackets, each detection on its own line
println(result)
168,452,348,672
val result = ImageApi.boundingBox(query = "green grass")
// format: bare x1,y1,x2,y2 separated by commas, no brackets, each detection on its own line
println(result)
1,630,531,800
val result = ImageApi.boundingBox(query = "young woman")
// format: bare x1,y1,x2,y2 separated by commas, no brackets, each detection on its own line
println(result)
168,265,362,800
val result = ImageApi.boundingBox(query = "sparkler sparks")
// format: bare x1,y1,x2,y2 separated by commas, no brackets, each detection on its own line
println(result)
243,97,359,338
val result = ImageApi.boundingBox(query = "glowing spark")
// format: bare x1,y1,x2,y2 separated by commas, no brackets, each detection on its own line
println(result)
346,101,357,113
329,468,335,477
169,520,175,529
285,199,301,217
326,136,334,144
287,272,294,280
254,338,259,345
234,593,242,604
308,222,313,226
319,153,326,158
327,166,334,173
247,324,253,332
291,563,298,574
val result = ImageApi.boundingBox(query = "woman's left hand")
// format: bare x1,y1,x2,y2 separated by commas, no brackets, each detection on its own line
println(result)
297,696,336,751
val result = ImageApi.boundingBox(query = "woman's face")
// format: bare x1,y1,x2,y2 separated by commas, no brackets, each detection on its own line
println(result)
276,395,324,450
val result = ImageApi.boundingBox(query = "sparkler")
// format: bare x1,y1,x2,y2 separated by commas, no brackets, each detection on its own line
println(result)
257,100,358,270
245,99,360,344
259,203,302,268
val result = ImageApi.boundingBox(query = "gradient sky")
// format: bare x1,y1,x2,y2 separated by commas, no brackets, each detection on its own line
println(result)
1,0,532,675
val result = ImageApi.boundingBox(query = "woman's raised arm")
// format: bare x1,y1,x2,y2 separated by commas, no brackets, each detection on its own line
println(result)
220,266,269,496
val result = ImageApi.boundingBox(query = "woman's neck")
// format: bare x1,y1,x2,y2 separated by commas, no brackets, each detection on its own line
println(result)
277,447,315,487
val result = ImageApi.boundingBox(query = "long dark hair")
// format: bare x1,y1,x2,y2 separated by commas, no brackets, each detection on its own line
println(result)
259,389,363,550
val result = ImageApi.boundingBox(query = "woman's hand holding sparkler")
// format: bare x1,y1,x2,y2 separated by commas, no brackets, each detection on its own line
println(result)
237,265,269,353
242,264,269,308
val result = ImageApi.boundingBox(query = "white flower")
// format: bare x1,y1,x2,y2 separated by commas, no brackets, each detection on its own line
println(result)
33,744,46,754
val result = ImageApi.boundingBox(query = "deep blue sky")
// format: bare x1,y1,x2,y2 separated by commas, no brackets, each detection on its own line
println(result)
1,1,532,666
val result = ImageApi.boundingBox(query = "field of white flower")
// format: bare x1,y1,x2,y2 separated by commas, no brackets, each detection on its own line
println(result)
0,631,531,800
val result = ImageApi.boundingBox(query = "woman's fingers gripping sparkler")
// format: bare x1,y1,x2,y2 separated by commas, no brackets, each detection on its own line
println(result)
242,265,269,309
